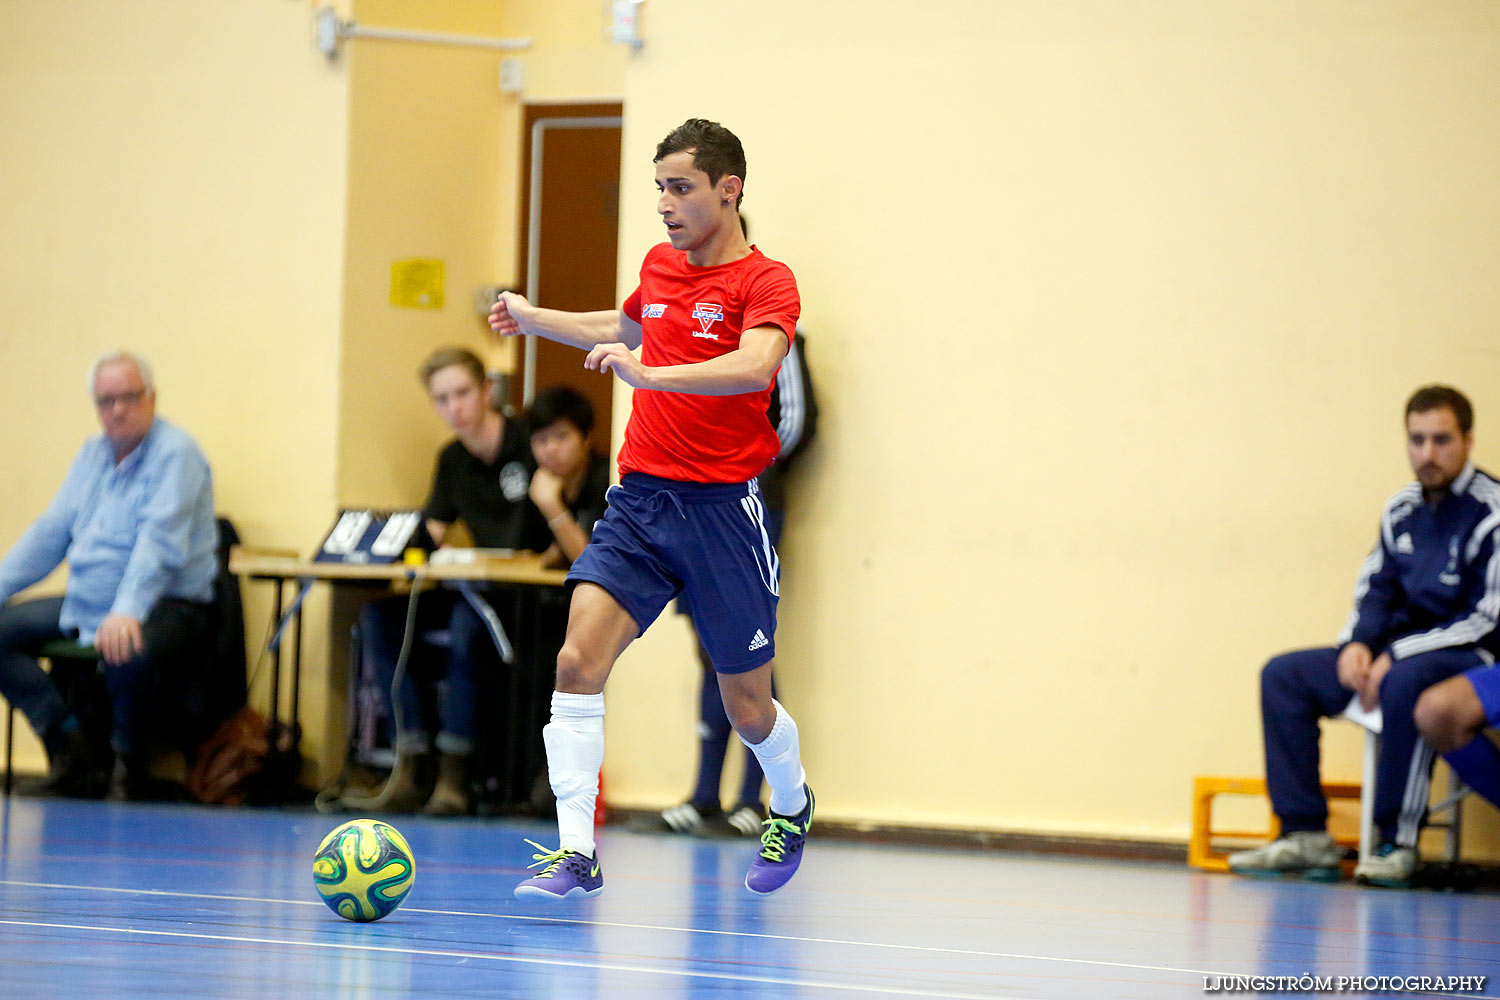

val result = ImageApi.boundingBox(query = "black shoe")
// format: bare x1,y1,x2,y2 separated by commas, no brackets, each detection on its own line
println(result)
691,803,765,838
627,801,723,835
107,756,153,802
723,802,766,836
19,728,106,798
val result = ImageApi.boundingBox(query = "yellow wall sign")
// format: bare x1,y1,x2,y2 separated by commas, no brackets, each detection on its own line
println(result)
390,259,445,309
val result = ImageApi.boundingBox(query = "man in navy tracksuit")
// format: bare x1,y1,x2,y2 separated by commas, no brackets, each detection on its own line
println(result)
1230,385,1500,887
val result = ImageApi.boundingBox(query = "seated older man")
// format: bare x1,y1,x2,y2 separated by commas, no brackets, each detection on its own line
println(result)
0,350,217,799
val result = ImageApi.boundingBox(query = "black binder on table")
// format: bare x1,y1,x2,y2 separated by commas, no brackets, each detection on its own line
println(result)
314,509,434,564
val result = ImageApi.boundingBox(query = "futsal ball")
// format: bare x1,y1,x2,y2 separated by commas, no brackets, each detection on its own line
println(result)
312,818,415,922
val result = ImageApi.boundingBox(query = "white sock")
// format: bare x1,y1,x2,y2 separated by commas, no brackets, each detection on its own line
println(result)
544,691,605,856
741,699,807,816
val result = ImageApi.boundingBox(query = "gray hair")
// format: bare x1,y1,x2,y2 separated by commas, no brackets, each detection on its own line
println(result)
88,350,156,396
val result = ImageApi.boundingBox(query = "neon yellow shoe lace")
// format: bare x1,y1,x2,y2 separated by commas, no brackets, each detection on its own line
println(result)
757,817,801,862
524,839,573,878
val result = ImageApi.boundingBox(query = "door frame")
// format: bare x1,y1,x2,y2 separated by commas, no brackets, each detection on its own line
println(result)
519,104,623,405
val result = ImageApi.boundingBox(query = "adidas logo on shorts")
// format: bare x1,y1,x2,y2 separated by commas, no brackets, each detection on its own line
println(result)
747,629,769,651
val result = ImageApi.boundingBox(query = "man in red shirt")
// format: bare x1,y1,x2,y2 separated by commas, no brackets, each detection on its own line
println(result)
490,118,813,899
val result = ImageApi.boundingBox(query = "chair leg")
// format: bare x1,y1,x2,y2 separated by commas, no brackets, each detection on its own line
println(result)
4,703,13,796
1359,730,1378,866
1444,768,1466,865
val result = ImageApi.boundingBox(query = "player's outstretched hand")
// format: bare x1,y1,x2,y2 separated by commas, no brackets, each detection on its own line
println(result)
586,343,648,388
489,291,531,337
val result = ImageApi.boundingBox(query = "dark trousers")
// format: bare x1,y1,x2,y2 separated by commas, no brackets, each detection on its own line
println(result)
1261,644,1484,845
0,595,210,757
360,590,500,753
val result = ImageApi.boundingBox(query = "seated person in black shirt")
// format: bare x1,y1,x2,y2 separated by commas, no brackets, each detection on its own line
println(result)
347,347,552,815
526,386,611,570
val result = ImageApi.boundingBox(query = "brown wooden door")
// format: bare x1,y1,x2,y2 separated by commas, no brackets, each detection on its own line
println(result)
515,104,622,455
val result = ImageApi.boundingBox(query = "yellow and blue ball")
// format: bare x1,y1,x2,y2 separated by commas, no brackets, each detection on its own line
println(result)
312,818,415,922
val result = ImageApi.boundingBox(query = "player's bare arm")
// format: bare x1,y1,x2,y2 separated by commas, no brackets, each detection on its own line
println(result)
488,291,644,352
586,326,788,395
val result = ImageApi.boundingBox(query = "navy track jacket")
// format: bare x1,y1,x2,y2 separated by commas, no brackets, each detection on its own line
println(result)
1338,463,1500,661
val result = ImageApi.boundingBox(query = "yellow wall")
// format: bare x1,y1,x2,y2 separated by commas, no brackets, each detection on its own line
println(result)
326,1,625,767
605,0,1500,850
337,0,626,512
0,1,349,773
339,0,513,512
6,0,1500,859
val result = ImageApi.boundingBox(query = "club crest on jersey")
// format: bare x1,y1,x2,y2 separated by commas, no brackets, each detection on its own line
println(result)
692,302,724,339
1440,536,1461,587
643,303,668,319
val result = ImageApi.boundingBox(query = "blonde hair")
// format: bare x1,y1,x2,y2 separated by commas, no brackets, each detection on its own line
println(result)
418,346,486,389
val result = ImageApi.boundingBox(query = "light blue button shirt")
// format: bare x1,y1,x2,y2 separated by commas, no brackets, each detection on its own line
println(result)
0,417,217,644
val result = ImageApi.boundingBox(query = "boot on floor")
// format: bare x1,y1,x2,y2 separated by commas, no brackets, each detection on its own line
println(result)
340,750,432,812
423,752,471,816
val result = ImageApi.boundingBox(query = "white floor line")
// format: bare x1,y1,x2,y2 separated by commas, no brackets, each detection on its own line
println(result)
0,878,1220,982
0,917,1033,1000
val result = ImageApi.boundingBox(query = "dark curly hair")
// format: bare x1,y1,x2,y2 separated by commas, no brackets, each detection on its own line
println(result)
1406,385,1473,434
655,118,747,208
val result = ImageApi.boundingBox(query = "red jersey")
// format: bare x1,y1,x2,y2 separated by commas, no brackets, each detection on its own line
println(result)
619,242,800,483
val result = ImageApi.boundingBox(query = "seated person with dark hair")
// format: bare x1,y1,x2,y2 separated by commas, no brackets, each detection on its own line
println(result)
526,386,611,570
1230,385,1500,888
346,347,552,815
0,350,218,800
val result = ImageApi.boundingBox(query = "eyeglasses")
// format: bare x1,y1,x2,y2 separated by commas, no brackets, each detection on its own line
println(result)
94,389,146,410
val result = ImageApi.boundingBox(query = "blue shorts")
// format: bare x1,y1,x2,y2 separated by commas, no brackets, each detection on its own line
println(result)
1463,659,1500,726
566,473,780,673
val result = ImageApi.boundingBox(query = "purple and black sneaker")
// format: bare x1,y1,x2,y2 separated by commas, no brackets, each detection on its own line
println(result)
745,785,815,895
514,839,604,900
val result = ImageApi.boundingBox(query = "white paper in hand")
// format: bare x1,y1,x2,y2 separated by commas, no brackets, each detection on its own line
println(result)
1339,694,1383,734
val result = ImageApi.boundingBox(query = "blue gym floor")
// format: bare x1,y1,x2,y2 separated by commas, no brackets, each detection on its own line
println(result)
1,797,1497,998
